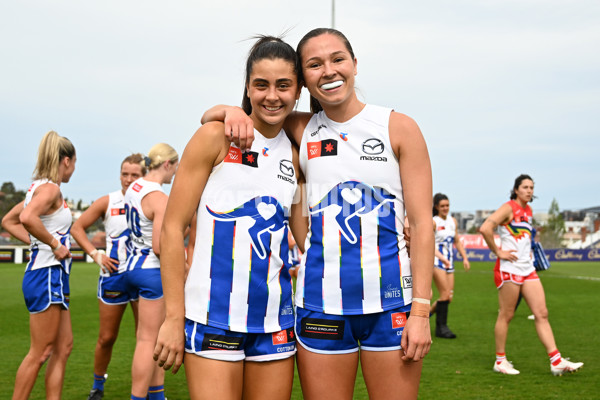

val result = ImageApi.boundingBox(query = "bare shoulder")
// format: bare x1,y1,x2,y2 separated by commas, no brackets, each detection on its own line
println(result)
184,122,229,163
33,181,61,201
389,112,422,139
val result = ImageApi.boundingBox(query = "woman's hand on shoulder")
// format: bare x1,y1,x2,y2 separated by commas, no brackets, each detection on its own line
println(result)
201,105,254,151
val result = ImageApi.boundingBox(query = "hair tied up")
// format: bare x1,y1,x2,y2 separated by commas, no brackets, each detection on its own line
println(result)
144,156,152,167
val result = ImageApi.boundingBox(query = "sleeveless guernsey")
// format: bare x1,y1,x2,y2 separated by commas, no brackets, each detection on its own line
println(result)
185,130,297,334
102,190,130,275
498,200,534,275
124,178,163,270
24,179,73,273
296,104,412,315
433,215,456,268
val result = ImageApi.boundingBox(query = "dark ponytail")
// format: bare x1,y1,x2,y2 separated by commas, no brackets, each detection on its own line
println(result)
241,35,300,115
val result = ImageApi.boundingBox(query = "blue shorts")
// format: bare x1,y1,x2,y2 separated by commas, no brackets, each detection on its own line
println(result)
295,305,411,354
126,268,163,300
184,319,296,362
98,272,138,305
22,265,70,314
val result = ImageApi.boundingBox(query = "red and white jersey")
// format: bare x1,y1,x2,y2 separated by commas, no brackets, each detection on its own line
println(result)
124,178,162,270
296,104,412,316
24,179,72,273
101,190,130,275
498,200,534,275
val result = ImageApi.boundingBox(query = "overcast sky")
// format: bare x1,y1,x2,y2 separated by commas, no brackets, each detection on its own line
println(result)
1,0,598,213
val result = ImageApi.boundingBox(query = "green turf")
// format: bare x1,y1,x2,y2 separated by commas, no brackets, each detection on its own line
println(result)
1,261,598,399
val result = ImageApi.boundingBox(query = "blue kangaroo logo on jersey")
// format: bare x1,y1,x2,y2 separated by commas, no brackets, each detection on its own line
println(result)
310,181,395,244
207,196,288,260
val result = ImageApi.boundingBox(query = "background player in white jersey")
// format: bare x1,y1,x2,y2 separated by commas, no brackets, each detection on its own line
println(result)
480,174,583,376
154,36,305,400
124,143,178,400
431,193,470,339
1,131,76,400
71,153,145,400
203,28,433,400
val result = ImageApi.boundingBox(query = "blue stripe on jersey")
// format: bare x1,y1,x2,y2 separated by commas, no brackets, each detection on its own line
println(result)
109,237,120,260
339,215,363,313
436,243,445,267
127,248,150,270
377,205,404,309
207,220,235,329
247,239,271,331
58,234,71,272
303,214,325,309
277,225,293,326
26,247,39,272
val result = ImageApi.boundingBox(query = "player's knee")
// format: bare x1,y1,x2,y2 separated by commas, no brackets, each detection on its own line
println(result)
98,332,118,348
534,307,549,320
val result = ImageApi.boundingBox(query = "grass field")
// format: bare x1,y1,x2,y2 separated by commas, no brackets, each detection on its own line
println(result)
1,261,598,399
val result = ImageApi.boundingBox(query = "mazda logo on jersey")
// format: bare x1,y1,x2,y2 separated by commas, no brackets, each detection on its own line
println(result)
279,160,294,177
277,159,295,185
362,138,384,155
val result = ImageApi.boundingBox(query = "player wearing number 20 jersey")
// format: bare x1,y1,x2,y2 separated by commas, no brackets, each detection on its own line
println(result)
124,178,163,271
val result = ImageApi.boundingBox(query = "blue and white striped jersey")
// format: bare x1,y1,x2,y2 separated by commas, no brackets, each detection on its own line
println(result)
124,178,163,270
296,104,412,315
185,130,297,334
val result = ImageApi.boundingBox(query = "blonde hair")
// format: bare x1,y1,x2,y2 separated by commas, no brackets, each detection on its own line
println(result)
121,153,147,175
144,143,178,170
33,130,76,182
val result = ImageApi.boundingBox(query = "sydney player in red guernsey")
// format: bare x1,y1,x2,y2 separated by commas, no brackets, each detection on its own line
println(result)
480,174,583,376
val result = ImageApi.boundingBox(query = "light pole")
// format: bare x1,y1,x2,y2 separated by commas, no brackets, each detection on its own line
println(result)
332,0,335,28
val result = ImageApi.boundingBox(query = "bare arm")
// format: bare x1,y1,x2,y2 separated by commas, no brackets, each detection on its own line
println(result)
154,122,229,373
201,105,255,150
453,217,470,271
71,195,118,272
20,183,71,260
1,201,30,244
201,105,312,151
480,203,517,262
143,191,169,258
390,112,434,361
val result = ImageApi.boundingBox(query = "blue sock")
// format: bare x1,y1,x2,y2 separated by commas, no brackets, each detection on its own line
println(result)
148,384,165,400
92,373,107,391
130,395,146,400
